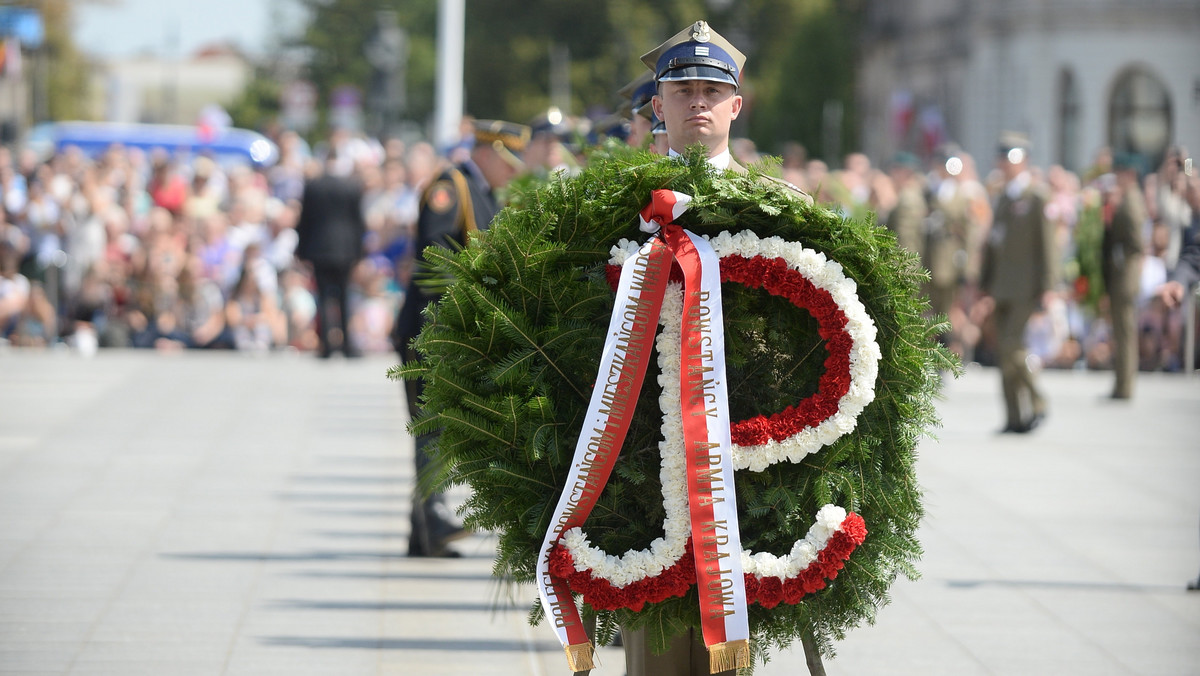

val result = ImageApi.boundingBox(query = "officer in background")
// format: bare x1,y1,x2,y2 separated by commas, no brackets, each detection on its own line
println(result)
1103,152,1148,399
980,131,1057,433
884,151,928,260
394,119,530,557
618,71,657,149
927,144,991,358
649,115,670,156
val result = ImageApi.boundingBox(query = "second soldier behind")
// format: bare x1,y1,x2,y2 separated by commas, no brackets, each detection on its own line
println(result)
394,119,531,557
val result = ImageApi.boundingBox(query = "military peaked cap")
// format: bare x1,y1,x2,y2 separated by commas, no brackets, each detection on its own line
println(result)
640,20,746,88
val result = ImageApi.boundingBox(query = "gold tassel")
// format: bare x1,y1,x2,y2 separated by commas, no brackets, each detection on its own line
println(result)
708,638,751,674
564,642,595,672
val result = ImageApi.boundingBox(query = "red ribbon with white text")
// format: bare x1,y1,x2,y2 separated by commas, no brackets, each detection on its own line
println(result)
536,190,749,673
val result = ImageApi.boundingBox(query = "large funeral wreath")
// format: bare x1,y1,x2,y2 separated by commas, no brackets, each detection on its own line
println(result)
391,144,954,667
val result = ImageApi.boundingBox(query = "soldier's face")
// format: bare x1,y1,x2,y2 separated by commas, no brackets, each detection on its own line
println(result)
652,80,742,156
998,152,1026,181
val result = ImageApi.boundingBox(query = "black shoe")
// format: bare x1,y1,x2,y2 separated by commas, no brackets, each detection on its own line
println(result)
432,523,472,546
408,544,463,558
407,535,464,558
408,519,472,558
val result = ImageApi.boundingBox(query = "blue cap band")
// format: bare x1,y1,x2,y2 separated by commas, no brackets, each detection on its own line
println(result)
655,41,738,86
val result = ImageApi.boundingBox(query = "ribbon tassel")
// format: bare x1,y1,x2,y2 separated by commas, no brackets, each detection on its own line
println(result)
709,639,751,673
564,642,596,672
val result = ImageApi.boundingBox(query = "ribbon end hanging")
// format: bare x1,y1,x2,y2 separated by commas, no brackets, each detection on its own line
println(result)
564,642,596,672
708,639,751,674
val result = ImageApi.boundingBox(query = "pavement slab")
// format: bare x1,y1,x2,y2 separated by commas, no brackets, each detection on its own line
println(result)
0,350,1196,675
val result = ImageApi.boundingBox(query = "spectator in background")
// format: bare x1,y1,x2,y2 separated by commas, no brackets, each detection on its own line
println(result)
224,247,287,352
262,197,300,275
176,253,233,350
1145,145,1192,273
0,236,30,341
268,130,308,203
1138,223,1177,371
348,259,395,355
183,157,222,221
279,265,318,351
1156,172,1200,365
147,157,187,216
730,137,761,166
294,145,367,358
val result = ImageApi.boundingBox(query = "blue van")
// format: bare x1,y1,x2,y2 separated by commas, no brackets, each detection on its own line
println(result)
24,121,280,167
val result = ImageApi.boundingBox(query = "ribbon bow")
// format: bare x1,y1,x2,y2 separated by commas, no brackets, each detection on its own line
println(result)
639,189,693,233
537,190,750,673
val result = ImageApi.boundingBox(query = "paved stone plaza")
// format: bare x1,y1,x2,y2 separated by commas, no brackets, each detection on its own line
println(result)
0,350,1196,675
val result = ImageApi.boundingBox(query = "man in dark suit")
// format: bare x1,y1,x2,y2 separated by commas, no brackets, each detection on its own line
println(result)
295,147,367,358
394,119,530,557
980,132,1057,433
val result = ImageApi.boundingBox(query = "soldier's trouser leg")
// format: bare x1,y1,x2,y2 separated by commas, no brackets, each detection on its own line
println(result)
621,626,735,676
995,301,1041,426
404,371,455,555
1110,291,1137,398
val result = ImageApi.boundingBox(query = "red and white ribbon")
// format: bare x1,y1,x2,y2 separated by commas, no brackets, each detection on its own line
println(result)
638,189,692,232
535,232,671,671
537,190,750,673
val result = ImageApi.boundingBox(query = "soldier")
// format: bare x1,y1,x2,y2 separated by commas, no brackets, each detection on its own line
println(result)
649,113,670,156
884,151,928,259
613,21,806,676
1103,152,1148,399
618,71,657,149
644,21,807,198
644,20,746,173
394,119,530,557
980,132,1057,434
927,145,991,358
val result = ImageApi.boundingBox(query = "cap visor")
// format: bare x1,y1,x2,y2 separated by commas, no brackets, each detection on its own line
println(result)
658,66,738,87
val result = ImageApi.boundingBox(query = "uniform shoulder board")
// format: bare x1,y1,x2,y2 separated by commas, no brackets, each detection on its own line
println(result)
424,178,458,214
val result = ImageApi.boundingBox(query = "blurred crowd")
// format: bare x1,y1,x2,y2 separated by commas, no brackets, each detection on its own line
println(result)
0,118,1196,376
781,142,1199,375
0,128,432,356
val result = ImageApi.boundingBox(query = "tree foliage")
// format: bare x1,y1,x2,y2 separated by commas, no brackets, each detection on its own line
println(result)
290,0,860,157
39,0,90,122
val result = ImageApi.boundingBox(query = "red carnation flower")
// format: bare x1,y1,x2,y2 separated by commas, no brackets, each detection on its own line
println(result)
756,576,784,608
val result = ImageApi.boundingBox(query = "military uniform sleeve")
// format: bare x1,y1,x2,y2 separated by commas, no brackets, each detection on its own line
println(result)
760,174,814,205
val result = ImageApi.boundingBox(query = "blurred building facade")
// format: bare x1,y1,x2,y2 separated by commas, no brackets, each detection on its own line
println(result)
86,44,252,125
859,0,1200,171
